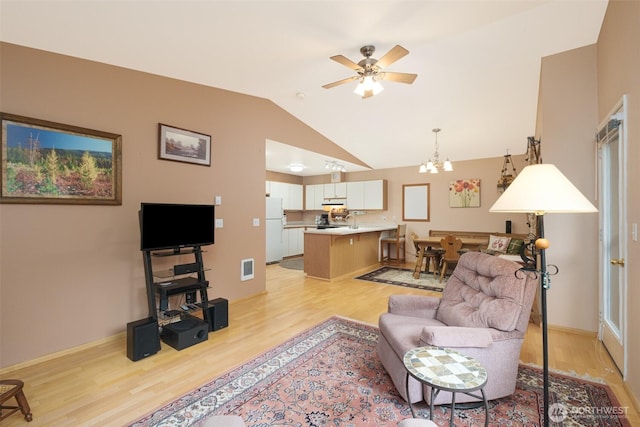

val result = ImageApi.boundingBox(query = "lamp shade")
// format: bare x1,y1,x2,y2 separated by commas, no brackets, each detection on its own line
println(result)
489,164,597,214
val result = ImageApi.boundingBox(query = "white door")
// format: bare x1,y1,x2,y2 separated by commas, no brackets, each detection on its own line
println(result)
597,97,627,377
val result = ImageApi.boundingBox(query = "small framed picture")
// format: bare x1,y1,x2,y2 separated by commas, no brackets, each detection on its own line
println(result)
158,123,211,166
449,179,481,208
1,113,122,205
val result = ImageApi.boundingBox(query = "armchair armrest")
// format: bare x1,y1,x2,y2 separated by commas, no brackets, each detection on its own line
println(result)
420,326,493,348
388,294,441,319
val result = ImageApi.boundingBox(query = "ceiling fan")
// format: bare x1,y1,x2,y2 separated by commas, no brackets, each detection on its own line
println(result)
322,44,417,98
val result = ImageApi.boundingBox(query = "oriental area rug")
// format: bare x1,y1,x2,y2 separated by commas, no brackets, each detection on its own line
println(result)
355,266,446,292
130,317,630,427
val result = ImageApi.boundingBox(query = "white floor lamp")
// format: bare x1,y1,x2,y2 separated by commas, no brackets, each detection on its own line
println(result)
490,163,597,427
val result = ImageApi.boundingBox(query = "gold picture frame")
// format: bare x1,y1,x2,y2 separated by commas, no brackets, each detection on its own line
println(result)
1,113,122,205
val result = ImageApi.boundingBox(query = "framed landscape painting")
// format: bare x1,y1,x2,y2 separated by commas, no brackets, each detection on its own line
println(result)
0,113,122,205
159,123,211,166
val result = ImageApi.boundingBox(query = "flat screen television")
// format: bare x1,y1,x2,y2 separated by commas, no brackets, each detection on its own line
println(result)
139,203,215,251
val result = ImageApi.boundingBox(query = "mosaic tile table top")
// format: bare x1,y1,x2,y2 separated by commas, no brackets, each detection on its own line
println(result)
403,346,488,391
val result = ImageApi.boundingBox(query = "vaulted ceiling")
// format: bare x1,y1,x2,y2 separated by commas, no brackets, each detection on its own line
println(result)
0,1,608,176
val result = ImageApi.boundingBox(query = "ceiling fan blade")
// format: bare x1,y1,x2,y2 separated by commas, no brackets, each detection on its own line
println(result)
322,75,359,89
380,71,417,84
329,55,363,71
375,45,409,69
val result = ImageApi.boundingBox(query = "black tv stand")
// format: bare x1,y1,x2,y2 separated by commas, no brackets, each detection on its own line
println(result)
142,246,210,332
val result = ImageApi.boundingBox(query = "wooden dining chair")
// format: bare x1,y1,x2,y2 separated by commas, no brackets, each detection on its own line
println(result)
380,224,407,265
439,235,463,283
411,232,442,277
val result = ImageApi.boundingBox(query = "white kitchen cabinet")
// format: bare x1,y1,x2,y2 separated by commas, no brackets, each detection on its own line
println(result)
267,181,303,211
346,180,387,210
282,227,304,257
288,184,303,210
346,181,364,209
323,182,347,200
281,228,291,257
305,184,325,210
364,180,387,210
288,227,304,256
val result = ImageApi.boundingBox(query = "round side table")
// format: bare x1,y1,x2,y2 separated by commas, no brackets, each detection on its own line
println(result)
403,346,488,427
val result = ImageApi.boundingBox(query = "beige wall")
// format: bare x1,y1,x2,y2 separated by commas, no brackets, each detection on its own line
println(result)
597,0,640,406
301,155,531,244
538,44,600,331
0,43,353,368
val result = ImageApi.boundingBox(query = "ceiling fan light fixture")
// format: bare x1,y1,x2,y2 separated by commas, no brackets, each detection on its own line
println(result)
324,44,415,97
354,76,384,97
418,163,428,173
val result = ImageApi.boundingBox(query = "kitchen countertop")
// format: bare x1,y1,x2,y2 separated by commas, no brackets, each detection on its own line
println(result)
303,224,397,235
283,222,316,229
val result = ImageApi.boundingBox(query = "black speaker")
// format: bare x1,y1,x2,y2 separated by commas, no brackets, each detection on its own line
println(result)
173,262,199,275
506,220,512,234
204,298,229,331
161,316,208,350
127,317,160,361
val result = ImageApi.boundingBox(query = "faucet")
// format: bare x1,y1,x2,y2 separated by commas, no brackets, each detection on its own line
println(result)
346,214,358,229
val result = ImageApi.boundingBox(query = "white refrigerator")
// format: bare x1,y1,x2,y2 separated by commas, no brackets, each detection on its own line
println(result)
266,197,284,263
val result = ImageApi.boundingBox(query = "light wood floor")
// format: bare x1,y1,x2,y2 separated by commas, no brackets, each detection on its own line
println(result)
1,262,638,426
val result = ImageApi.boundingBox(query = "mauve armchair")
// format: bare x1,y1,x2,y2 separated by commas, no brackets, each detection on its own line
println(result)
377,251,537,405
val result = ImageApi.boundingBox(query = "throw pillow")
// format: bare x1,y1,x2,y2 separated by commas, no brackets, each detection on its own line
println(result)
487,235,511,253
506,238,524,255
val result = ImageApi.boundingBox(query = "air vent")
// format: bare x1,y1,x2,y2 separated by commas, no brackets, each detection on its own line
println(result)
241,258,254,281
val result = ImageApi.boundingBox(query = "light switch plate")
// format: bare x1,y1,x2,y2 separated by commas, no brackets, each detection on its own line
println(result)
215,196,222,205
253,218,260,226
215,218,224,228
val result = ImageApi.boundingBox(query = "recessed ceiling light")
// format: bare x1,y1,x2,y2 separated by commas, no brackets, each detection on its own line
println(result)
289,164,305,172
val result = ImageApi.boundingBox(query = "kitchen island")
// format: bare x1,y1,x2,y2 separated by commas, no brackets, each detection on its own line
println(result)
303,225,397,280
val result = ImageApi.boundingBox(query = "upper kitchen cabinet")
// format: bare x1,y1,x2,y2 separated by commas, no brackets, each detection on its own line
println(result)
323,183,347,200
288,184,303,210
346,180,387,210
305,184,325,211
266,181,303,211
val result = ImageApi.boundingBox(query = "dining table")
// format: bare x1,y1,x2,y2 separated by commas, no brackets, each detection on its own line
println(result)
412,236,488,279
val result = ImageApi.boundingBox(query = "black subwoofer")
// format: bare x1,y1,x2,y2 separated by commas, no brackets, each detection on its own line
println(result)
127,317,160,361
204,298,229,331
161,316,208,350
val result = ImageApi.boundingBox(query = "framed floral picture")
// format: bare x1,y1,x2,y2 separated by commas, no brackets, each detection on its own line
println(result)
449,179,480,208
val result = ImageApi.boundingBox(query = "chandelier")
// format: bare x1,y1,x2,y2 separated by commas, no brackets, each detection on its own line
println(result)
419,128,453,173
497,151,517,193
